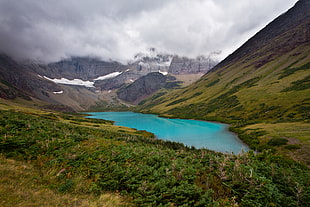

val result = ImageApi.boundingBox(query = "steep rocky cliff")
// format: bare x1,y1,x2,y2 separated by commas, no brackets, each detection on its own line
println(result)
31,57,127,80
128,48,173,75
169,55,217,75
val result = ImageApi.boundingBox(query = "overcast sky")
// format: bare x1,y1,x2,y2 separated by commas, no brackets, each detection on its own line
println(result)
0,0,298,63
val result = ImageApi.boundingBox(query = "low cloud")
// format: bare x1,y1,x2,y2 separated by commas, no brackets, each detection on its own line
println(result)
0,0,297,63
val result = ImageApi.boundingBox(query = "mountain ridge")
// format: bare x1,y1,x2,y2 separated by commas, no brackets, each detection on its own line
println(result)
0,1,309,205
0,48,217,109
212,0,310,72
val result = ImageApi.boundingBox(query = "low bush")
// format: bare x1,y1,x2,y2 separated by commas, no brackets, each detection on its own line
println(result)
284,144,301,150
268,138,288,146
0,110,309,206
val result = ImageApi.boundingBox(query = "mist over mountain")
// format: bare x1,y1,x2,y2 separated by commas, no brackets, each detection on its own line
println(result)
0,46,218,110
0,1,309,205
0,0,297,63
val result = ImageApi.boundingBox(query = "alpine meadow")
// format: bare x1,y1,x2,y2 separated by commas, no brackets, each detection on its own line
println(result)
0,0,309,206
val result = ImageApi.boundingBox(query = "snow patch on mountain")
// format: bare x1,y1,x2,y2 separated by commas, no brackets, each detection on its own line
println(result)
44,71,125,88
159,70,168,75
53,90,63,94
94,72,122,81
44,76,95,88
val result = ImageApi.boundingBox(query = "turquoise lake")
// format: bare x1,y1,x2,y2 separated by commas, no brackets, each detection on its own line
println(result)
85,111,249,154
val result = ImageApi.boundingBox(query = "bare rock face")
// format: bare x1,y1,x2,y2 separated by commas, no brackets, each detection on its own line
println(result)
0,54,61,100
117,72,180,104
168,56,217,75
128,48,173,75
33,57,127,80
94,71,141,90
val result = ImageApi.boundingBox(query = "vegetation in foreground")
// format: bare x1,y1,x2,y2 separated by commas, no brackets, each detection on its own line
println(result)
0,108,309,206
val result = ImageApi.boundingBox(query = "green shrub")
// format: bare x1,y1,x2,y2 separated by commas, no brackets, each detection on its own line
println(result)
284,144,300,150
278,61,310,79
205,79,220,87
268,138,288,146
281,75,310,92
1,110,309,206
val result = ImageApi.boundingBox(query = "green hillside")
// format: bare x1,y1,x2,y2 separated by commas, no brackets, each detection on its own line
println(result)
139,48,309,123
1,102,309,206
0,1,309,206
138,0,310,164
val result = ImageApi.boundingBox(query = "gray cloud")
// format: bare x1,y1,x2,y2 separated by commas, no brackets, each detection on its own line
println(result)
0,0,298,63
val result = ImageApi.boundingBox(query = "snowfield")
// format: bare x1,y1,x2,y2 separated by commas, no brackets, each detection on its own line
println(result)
53,90,64,94
44,76,95,87
43,71,123,88
93,72,122,81
158,70,168,75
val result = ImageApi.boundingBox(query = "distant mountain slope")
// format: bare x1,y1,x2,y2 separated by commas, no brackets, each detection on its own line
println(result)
0,55,108,111
30,57,128,80
140,0,309,121
138,0,310,164
212,0,309,72
0,54,61,101
169,55,217,75
128,48,217,76
0,52,215,111
117,72,181,104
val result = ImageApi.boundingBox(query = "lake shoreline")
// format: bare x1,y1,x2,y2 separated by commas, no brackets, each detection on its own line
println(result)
138,111,251,152
85,111,250,154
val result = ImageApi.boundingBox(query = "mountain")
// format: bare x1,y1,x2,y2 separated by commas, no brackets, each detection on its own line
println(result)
0,55,110,111
169,55,217,75
0,54,60,101
138,0,310,164
0,45,218,110
32,57,128,80
129,48,217,75
129,48,173,75
117,72,181,104
1,1,309,206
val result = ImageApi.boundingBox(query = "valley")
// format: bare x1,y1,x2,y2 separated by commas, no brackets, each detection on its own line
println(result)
137,0,310,166
0,0,309,206
17,50,216,111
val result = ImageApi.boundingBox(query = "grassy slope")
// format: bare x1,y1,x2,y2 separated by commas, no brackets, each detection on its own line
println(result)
1,98,309,206
139,43,309,118
0,99,147,206
1,3,309,205
138,37,310,165
0,156,126,207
